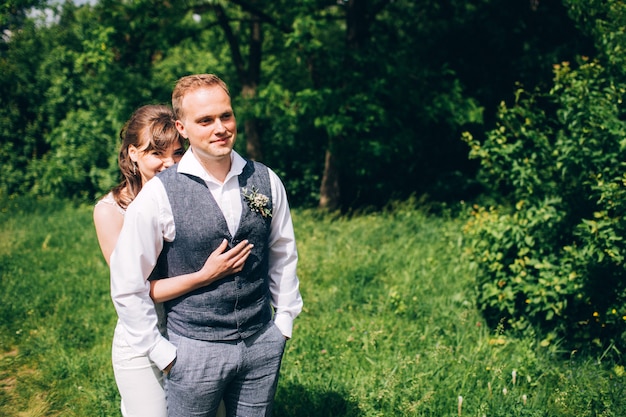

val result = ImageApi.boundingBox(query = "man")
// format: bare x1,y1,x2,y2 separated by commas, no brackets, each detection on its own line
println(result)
110,73,303,417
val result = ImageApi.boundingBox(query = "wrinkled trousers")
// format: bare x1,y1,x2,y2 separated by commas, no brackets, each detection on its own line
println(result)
165,321,286,417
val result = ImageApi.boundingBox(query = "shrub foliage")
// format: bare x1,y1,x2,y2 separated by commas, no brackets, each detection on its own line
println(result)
463,29,626,349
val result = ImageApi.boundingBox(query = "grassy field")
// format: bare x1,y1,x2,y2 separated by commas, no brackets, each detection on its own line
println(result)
1,197,625,416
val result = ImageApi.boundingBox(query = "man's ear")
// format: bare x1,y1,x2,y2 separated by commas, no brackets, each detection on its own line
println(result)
175,120,187,138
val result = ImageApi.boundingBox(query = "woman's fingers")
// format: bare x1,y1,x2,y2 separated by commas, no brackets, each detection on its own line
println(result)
206,239,254,275
226,241,253,270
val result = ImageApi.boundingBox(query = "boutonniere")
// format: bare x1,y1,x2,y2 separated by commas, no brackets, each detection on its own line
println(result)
241,186,272,218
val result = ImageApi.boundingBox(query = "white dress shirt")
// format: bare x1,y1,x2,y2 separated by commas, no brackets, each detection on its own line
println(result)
110,150,303,370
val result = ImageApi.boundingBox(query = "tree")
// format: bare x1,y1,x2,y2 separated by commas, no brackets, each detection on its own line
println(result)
0,1,69,196
205,1,265,161
317,0,391,211
0,0,46,40
0,0,596,212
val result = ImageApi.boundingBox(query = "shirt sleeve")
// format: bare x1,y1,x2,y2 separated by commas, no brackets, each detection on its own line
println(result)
267,168,303,339
109,179,177,370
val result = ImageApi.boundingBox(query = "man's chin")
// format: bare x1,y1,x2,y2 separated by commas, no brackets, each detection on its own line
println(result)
208,148,233,160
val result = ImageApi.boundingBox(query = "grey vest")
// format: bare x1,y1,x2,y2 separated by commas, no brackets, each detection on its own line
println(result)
152,159,273,341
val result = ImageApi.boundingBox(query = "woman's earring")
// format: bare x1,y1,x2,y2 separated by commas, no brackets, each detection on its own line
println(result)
133,162,137,175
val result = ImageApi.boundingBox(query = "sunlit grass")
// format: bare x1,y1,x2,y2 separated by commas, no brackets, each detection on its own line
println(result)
0,198,624,416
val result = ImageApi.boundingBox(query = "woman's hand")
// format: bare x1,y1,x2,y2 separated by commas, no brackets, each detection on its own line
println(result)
149,239,254,303
197,239,253,284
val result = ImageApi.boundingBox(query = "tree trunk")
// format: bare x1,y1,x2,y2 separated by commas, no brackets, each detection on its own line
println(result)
244,118,262,161
318,0,370,210
242,12,263,161
318,148,340,211
214,3,263,161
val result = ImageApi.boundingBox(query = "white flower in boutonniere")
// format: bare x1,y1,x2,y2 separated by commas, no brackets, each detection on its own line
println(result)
241,186,272,218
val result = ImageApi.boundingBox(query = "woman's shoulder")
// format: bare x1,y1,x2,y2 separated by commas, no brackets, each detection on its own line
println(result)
95,192,125,216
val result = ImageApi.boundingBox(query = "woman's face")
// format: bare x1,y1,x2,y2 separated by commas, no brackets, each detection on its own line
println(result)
130,134,185,184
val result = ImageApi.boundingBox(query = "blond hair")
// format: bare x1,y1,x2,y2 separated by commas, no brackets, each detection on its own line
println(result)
172,74,230,120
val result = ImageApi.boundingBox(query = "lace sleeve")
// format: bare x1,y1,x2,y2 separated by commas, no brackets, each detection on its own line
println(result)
96,192,126,216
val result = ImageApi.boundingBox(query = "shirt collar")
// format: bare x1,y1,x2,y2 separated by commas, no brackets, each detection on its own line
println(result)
177,148,246,185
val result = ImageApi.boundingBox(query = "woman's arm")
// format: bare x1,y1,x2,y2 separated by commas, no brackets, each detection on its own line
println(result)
149,239,253,303
95,202,253,303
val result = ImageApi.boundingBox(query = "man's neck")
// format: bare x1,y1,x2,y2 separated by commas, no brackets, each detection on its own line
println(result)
199,154,232,184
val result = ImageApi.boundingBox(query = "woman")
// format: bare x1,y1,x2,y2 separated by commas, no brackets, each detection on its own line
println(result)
94,104,239,417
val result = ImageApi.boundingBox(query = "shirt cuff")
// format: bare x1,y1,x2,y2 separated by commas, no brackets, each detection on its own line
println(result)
148,336,177,371
273,312,294,339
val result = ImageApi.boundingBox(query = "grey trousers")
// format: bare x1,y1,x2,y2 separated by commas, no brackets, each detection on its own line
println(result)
165,322,286,417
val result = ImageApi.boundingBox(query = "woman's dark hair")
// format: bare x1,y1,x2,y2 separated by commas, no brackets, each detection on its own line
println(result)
111,104,183,209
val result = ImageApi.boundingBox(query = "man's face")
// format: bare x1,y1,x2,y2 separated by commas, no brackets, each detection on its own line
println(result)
175,85,236,162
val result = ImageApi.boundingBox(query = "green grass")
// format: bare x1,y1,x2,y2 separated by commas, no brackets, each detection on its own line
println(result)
1,197,625,416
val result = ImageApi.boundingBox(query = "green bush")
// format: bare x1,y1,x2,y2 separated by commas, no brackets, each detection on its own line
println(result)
28,108,119,200
462,57,626,350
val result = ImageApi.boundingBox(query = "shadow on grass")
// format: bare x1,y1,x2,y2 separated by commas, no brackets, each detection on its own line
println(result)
274,382,362,417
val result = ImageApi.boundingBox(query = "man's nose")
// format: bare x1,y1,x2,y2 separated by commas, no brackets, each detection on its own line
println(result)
214,118,226,133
